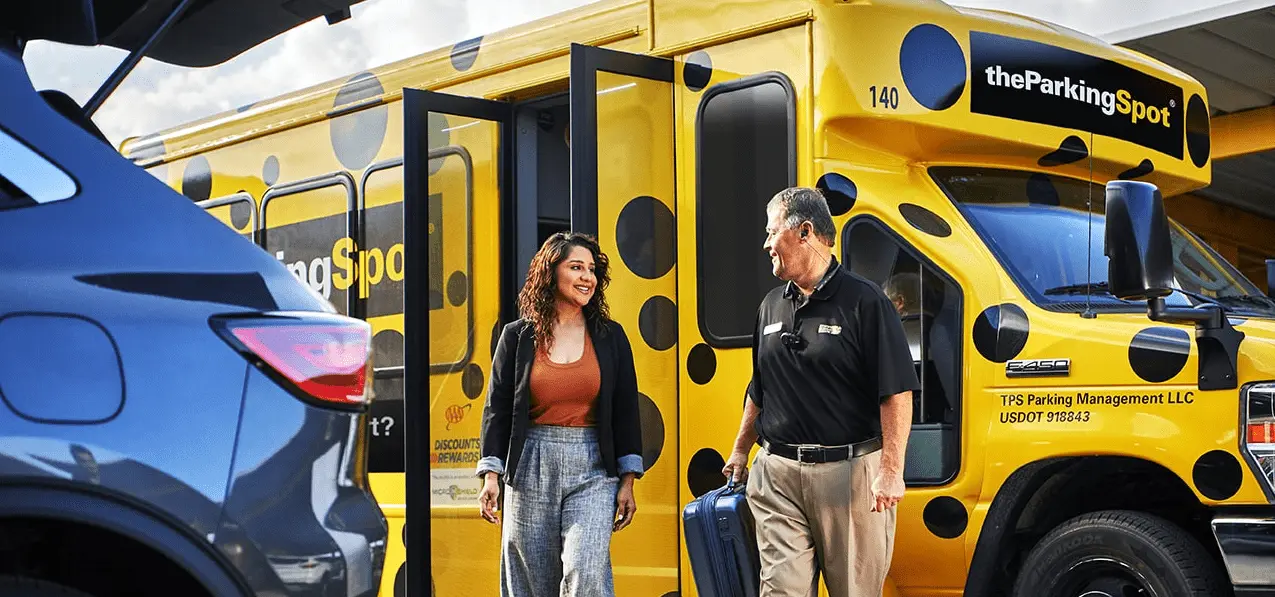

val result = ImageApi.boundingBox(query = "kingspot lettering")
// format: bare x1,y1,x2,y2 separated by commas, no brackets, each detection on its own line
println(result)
275,237,405,300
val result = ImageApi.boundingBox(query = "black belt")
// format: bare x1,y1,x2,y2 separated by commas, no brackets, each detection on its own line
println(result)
758,436,882,464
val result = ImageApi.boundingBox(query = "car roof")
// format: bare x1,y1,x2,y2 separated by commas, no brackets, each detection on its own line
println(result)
8,0,366,67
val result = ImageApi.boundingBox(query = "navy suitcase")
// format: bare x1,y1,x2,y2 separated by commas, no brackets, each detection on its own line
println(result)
682,479,761,597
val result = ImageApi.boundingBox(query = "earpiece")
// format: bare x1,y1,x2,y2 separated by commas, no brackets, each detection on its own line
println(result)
800,228,808,239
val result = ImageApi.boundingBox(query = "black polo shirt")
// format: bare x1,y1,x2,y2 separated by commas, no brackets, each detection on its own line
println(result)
747,256,920,446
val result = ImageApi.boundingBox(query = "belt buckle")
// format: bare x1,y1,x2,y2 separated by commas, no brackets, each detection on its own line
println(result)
796,445,818,463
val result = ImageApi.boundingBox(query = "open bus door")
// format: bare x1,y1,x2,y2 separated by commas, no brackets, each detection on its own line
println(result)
567,44,681,594
403,88,514,597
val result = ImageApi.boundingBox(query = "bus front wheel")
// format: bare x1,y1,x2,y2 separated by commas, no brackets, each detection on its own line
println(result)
1012,510,1228,597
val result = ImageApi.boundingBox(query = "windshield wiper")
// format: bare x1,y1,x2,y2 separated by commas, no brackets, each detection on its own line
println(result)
1043,281,1115,296
1215,294,1275,311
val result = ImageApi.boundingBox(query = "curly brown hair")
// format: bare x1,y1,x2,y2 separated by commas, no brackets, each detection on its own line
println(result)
517,231,612,351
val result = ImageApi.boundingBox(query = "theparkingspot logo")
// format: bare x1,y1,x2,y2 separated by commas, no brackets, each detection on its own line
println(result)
982,65,1174,128
969,31,1186,160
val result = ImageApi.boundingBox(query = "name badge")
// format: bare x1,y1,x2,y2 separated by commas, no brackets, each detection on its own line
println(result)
818,324,842,335
763,322,782,335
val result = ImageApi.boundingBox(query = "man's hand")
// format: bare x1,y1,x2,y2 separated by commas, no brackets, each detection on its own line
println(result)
870,466,905,512
614,474,637,532
721,450,750,485
478,472,501,524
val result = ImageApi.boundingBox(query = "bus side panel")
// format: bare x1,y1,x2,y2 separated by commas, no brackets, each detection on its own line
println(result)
674,24,811,597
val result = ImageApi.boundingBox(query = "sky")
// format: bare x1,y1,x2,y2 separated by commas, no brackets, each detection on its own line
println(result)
21,0,1272,147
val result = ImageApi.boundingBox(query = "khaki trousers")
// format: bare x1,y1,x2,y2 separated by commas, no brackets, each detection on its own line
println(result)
745,445,896,597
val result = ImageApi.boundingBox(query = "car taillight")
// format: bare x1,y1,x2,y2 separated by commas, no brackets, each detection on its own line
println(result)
1241,384,1275,500
212,312,373,409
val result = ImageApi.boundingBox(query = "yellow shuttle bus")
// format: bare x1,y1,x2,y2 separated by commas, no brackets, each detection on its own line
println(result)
122,0,1275,595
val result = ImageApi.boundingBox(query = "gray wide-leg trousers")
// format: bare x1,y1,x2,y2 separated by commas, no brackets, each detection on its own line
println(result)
501,425,619,597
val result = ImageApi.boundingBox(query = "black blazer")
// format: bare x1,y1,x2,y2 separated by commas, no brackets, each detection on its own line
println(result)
478,317,644,484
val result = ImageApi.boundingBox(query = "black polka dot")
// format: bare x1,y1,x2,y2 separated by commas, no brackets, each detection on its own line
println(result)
1129,327,1190,383
973,303,1029,363
638,394,665,471
330,72,388,171
639,296,677,351
1026,173,1060,206
374,329,405,369
1186,94,1210,168
816,173,857,216
899,24,966,111
616,196,676,279
230,201,251,230
688,448,726,497
462,363,484,399
687,343,716,385
1193,449,1242,501
428,112,451,176
490,320,503,356
899,203,951,237
1038,135,1089,167
1118,159,1154,180
393,563,405,597
181,156,212,202
684,51,712,92
263,155,280,186
447,271,468,307
450,36,482,72
923,496,968,539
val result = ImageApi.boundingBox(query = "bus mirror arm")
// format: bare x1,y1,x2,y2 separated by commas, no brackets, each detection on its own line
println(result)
1146,297,1244,391
1105,180,1244,392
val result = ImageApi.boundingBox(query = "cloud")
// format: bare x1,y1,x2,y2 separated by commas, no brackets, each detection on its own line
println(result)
24,0,598,147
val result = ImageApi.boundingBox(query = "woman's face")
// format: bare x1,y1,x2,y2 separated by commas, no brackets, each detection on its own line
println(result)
555,244,596,309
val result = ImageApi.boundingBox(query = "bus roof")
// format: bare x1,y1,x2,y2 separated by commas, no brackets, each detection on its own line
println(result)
120,0,1212,189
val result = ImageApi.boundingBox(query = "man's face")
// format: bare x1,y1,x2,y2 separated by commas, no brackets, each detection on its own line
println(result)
763,206,802,281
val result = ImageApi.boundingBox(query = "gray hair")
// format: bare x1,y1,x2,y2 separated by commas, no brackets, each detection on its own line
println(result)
767,187,836,246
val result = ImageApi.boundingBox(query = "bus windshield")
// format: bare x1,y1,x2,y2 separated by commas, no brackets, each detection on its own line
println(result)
929,166,1275,318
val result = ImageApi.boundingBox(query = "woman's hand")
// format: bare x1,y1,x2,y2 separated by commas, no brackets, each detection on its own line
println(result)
613,474,637,532
478,473,501,524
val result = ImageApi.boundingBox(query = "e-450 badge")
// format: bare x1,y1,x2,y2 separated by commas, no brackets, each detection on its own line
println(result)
1006,358,1071,377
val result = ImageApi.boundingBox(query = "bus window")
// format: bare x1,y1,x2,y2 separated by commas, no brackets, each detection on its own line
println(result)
844,217,961,485
260,173,356,315
197,191,256,240
696,74,796,347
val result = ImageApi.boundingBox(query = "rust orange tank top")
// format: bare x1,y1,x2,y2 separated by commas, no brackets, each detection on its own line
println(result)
528,331,601,427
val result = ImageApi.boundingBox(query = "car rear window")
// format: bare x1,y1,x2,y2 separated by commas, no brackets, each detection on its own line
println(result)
0,125,77,210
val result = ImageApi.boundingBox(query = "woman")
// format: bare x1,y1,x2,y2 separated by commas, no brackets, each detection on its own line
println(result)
475,231,645,597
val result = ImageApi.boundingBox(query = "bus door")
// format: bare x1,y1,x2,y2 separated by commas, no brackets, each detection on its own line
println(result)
402,88,514,597
568,43,681,594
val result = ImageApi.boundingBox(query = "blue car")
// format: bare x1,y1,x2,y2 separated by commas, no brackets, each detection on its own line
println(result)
0,2,388,596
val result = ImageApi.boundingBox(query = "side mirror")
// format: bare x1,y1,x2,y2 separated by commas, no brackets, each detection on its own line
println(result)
1267,259,1274,299
1104,180,1175,301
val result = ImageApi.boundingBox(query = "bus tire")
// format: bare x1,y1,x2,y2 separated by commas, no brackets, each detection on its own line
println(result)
0,576,95,597
1011,509,1228,597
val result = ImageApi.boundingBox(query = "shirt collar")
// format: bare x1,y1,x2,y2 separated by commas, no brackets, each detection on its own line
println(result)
783,255,842,301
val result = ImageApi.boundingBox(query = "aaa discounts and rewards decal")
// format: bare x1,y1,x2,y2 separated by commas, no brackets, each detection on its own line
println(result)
969,31,1185,159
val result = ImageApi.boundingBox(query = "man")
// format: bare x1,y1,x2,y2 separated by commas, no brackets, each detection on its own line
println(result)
722,187,918,597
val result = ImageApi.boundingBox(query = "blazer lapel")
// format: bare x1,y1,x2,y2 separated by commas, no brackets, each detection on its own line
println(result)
514,323,535,413
593,324,615,399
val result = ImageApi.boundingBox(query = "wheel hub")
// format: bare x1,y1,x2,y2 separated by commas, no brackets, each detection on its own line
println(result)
1061,557,1156,597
